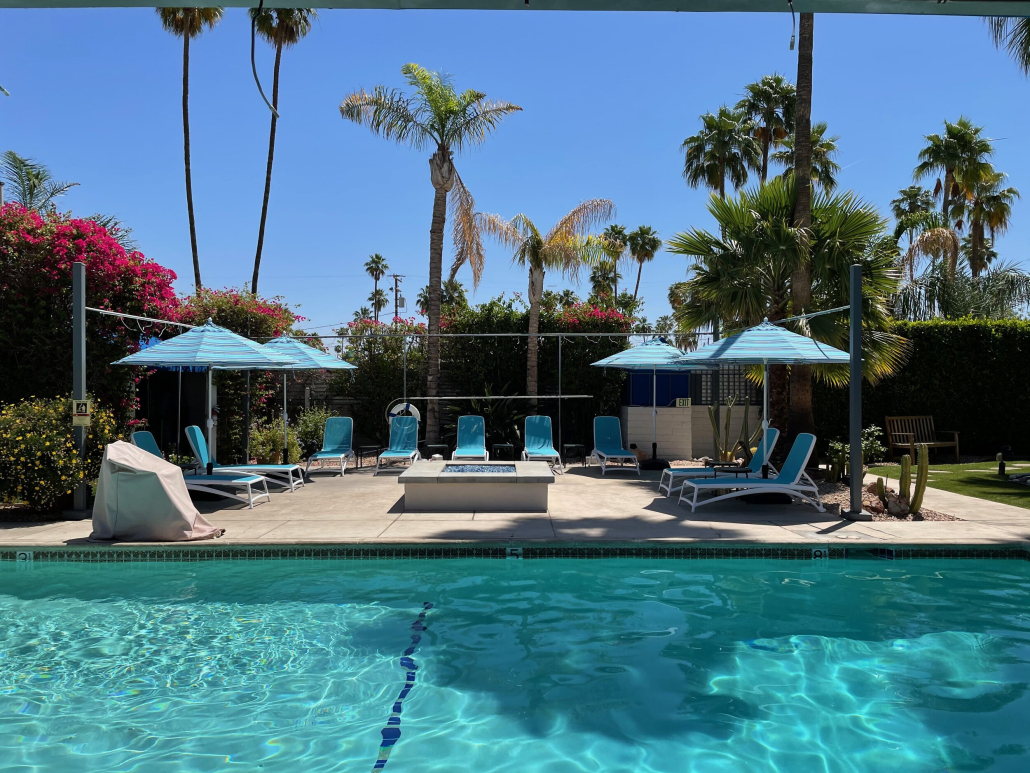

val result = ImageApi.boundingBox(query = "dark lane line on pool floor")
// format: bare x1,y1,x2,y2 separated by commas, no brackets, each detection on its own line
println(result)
371,601,434,772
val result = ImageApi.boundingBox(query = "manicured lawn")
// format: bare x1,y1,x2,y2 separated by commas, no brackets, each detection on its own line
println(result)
867,461,1030,510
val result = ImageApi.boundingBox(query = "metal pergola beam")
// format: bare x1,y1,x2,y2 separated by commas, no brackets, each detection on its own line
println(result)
2,0,1028,15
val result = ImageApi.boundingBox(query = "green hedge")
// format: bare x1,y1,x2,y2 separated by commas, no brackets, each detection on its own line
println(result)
813,320,1030,455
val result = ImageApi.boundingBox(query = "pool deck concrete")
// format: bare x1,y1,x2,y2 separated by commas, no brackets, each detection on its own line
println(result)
2,463,1029,548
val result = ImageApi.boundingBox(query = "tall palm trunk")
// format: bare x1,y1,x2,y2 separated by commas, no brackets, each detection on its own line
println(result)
426,145,455,444
760,134,770,184
182,34,201,289
941,168,955,225
252,39,282,295
788,12,817,442
526,264,544,404
373,275,380,322
633,261,643,299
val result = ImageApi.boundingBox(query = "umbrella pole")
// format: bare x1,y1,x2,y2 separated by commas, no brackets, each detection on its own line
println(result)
762,363,770,478
652,365,657,459
176,367,182,459
205,368,214,473
283,372,289,465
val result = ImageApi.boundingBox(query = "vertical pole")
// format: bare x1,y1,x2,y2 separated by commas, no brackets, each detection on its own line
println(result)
72,262,89,512
176,367,182,458
762,363,770,478
557,335,563,454
393,276,400,320
205,367,214,473
651,364,657,459
849,263,863,514
711,322,720,428
402,336,408,401
283,372,289,464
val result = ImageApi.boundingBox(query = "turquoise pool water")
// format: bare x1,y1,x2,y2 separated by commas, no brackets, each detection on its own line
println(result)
1,557,1029,772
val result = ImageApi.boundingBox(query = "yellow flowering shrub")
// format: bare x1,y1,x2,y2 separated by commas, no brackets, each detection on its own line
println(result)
0,397,120,511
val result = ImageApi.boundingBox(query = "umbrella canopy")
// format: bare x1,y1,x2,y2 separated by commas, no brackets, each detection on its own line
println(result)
676,320,849,366
261,336,357,371
114,319,298,369
677,319,849,474
113,320,299,461
591,338,696,371
261,336,357,464
591,338,695,464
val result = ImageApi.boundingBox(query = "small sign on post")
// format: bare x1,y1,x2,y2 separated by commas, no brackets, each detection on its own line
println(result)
71,398,92,427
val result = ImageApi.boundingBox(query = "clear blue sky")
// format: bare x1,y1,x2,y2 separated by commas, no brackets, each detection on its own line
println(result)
2,8,1027,332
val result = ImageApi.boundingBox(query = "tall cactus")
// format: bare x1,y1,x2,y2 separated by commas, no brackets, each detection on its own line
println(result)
910,443,929,514
899,454,912,502
875,477,888,509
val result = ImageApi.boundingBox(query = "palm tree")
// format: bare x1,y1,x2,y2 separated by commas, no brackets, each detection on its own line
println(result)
890,185,936,253
950,170,1019,277
667,177,908,431
476,199,614,398
364,253,389,321
626,225,662,300
600,224,628,299
903,211,960,279
368,288,389,319
416,279,468,313
771,121,841,192
913,116,994,226
735,74,796,183
0,151,78,210
353,305,374,322
341,64,521,442
681,106,760,199
157,7,223,290
589,264,620,303
987,17,1030,74
250,7,316,295
894,260,1030,321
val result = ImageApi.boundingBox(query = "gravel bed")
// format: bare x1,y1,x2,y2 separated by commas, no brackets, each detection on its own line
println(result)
817,482,958,521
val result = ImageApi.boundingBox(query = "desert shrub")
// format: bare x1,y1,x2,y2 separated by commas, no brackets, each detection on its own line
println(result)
249,419,300,465
295,406,336,458
0,396,120,511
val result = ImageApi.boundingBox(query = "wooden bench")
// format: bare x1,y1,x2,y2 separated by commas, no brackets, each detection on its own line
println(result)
884,416,960,463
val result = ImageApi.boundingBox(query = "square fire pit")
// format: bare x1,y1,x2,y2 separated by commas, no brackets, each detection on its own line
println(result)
398,460,555,512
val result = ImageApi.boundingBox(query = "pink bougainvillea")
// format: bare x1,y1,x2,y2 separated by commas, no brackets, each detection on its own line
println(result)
0,204,182,419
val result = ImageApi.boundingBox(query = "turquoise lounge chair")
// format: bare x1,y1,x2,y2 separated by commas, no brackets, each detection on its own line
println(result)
131,430,271,509
521,415,562,471
591,416,640,476
658,427,781,497
375,415,421,475
185,425,305,492
677,433,822,512
452,415,488,461
305,416,357,475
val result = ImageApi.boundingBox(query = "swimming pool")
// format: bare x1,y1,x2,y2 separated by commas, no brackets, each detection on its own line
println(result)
1,557,1028,772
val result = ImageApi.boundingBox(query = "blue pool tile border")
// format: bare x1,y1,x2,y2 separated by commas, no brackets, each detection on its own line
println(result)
1,544,1027,563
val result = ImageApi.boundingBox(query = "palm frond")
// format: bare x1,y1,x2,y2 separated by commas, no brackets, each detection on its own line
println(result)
340,86,435,150
545,198,615,244
448,172,483,288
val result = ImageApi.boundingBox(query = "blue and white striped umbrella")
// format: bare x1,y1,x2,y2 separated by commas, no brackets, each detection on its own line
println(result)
261,336,357,371
676,320,849,366
261,336,356,463
677,320,850,468
113,320,299,459
591,338,695,461
114,319,298,369
591,338,694,371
